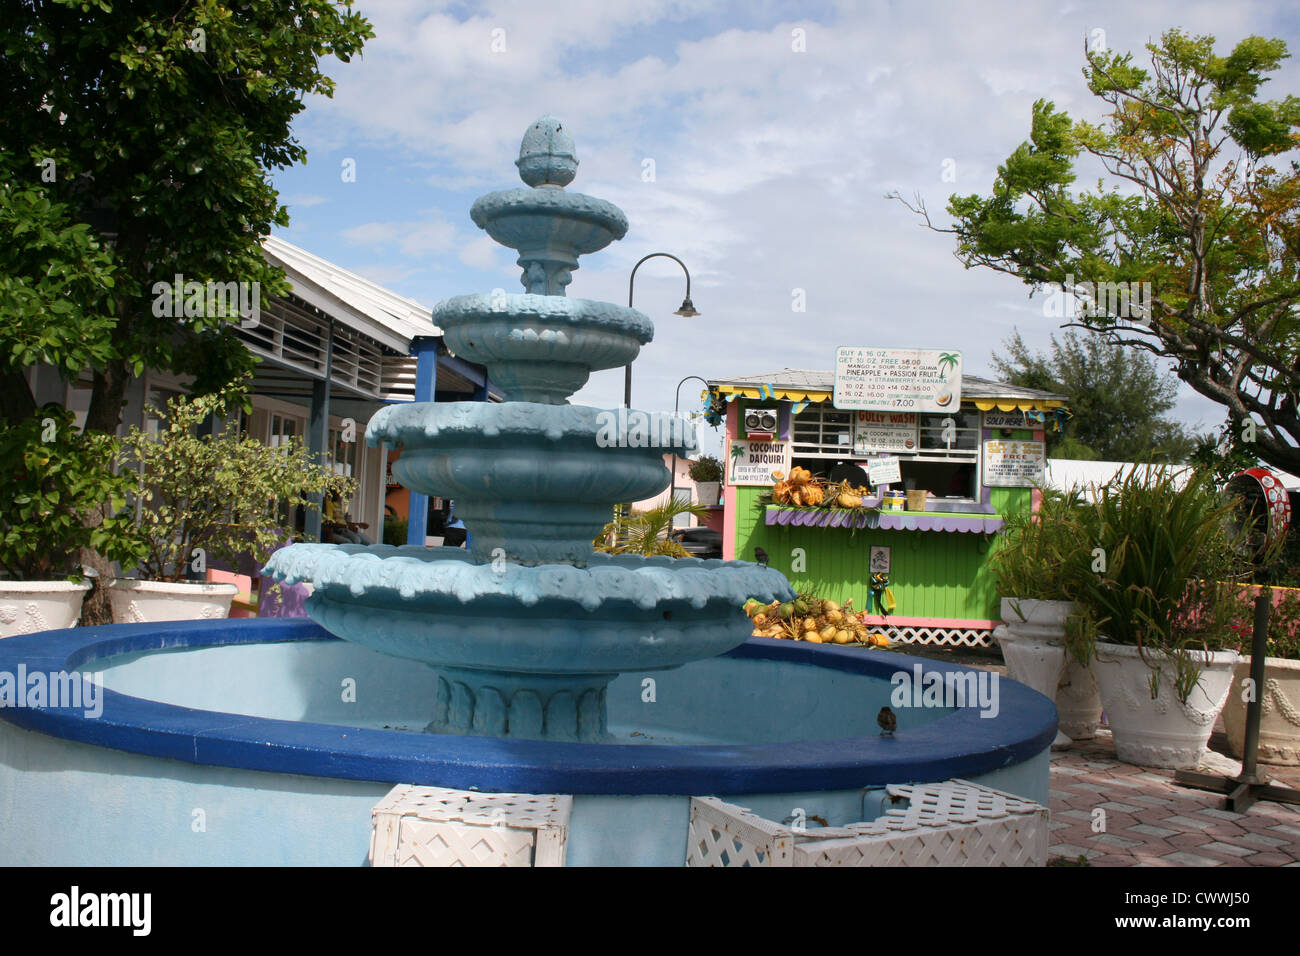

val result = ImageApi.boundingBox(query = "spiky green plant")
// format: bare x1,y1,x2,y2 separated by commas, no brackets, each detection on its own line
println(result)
594,499,710,557
1070,468,1255,701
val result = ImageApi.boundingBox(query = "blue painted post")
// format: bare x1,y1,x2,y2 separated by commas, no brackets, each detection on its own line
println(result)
305,320,334,542
406,337,440,546
464,374,491,553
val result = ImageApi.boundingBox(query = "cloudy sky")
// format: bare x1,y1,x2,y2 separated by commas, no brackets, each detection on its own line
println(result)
270,0,1300,454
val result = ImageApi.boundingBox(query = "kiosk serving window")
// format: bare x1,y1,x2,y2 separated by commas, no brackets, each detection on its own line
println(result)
791,403,981,500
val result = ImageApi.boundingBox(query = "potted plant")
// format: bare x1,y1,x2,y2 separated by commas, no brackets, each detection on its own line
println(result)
990,487,1101,745
109,385,354,623
1067,469,1250,770
1220,587,1300,765
595,500,710,556
0,406,143,637
689,455,724,507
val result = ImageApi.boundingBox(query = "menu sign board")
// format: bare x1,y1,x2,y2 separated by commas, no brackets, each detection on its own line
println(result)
726,439,792,487
853,411,919,454
982,439,1046,488
833,346,962,413
867,455,903,487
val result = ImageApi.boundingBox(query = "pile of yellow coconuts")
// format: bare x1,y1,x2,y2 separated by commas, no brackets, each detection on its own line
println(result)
744,594,890,646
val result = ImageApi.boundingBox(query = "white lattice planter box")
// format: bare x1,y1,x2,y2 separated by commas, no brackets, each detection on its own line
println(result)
370,785,572,867
687,779,1048,867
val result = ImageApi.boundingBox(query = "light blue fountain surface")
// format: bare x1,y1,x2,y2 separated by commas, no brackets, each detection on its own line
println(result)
470,116,628,296
263,545,791,665
265,116,790,743
435,294,652,404
264,545,794,742
364,401,696,565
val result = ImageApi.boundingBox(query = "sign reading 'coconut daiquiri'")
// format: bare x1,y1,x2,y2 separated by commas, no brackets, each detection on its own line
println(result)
833,346,962,413
726,439,792,486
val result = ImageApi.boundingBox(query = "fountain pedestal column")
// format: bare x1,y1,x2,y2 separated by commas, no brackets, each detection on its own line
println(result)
430,668,610,742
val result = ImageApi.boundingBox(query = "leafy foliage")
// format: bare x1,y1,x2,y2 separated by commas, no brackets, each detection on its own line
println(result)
896,29,1300,475
594,500,710,557
991,487,1096,603
0,0,374,431
688,454,724,483
117,384,354,582
0,406,143,580
991,329,1197,461
1068,469,1256,700
1224,587,1300,661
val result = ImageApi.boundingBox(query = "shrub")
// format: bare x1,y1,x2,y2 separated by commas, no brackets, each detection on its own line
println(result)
0,406,143,580
688,454,724,483
1068,468,1255,701
118,385,355,582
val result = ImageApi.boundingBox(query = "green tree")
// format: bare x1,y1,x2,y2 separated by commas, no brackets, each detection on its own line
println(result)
0,0,373,432
991,328,1197,461
893,29,1300,474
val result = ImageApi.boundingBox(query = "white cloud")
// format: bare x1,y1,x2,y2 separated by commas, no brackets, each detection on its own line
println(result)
289,0,1300,434
340,216,458,256
282,193,330,208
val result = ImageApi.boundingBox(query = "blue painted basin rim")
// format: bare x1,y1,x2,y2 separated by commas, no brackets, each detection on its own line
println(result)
0,619,1056,795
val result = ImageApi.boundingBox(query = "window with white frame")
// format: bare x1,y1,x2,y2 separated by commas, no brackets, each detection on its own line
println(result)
791,404,982,500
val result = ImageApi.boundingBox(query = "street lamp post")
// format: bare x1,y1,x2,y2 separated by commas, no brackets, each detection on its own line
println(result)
624,252,699,409
671,375,711,521
618,254,699,534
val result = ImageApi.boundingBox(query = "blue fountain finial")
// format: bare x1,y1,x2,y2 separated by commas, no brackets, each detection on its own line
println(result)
516,115,578,188
471,118,627,297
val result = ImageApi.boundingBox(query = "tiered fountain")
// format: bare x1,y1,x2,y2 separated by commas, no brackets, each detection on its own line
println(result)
263,117,792,742
0,119,1057,867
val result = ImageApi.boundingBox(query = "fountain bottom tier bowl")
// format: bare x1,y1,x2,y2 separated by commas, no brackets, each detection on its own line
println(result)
0,619,1055,866
263,545,796,742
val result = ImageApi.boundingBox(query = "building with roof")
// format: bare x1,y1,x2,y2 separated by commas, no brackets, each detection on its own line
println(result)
21,236,503,553
706,365,1068,647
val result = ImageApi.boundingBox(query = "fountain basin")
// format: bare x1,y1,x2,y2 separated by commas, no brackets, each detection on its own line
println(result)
0,619,1055,866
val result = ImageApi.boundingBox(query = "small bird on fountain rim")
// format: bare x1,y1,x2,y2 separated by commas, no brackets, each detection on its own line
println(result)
877,706,897,736
753,546,769,567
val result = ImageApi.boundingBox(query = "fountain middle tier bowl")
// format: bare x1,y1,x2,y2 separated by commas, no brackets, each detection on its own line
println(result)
262,546,794,742
435,294,653,404
366,402,697,563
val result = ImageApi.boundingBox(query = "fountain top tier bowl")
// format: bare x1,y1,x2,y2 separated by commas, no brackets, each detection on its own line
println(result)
264,117,796,741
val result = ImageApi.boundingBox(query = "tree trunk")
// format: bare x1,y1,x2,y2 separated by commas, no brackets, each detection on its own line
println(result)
84,359,130,436
79,359,130,623
0,367,37,428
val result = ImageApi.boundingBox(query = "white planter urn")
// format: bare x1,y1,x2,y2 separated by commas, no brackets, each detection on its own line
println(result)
107,579,238,624
1091,640,1239,769
996,599,1101,747
695,482,721,507
0,580,93,638
1221,656,1300,766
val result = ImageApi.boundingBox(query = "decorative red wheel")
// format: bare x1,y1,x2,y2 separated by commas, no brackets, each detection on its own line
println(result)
1226,467,1292,557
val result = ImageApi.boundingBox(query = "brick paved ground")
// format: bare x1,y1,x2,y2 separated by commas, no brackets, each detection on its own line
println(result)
1048,728,1300,866
893,642,1300,866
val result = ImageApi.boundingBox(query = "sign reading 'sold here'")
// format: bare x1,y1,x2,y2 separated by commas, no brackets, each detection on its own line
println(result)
727,439,792,487
982,439,1045,488
833,347,963,413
